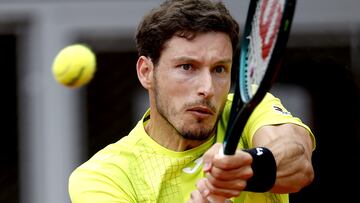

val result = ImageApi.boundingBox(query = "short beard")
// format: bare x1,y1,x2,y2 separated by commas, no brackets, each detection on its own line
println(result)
179,123,217,141
157,106,218,141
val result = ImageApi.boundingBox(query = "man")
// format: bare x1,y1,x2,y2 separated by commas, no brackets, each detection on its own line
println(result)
69,0,315,202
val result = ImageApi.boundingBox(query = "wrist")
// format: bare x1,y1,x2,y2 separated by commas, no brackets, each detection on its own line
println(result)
243,147,277,192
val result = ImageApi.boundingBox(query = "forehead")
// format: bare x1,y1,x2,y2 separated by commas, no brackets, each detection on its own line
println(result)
160,32,233,61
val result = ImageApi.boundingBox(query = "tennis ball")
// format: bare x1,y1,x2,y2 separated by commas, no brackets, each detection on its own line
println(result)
52,44,96,88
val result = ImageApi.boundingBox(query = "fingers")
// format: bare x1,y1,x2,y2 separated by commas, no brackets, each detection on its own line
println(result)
187,187,233,203
197,178,239,199
205,170,249,190
204,178,241,198
208,160,253,181
187,188,208,203
199,144,254,199
203,144,253,171
197,173,248,198
213,149,253,170
202,143,223,172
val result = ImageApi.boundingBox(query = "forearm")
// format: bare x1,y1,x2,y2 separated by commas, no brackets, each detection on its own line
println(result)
252,123,314,193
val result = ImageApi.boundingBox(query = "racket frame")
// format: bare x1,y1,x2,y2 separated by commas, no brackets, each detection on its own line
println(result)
223,0,297,155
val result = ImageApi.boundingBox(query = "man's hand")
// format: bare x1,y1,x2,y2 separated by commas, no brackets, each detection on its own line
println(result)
196,143,253,199
193,123,314,201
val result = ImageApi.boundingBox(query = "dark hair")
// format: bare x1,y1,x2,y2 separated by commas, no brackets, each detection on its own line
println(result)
135,0,240,66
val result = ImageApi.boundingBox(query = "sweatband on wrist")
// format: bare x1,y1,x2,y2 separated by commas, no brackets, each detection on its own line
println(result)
243,147,277,192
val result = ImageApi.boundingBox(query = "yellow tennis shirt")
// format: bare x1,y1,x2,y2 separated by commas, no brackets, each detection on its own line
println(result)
69,93,315,203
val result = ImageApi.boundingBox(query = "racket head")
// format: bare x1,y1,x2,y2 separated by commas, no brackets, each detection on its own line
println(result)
223,0,296,155
240,0,295,103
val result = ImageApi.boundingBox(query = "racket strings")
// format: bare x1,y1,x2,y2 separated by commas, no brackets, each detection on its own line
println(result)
245,2,265,99
245,0,284,99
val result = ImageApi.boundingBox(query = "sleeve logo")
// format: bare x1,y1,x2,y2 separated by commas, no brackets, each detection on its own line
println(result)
273,105,291,115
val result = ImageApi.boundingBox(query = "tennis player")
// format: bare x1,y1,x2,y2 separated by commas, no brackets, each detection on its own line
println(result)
69,0,315,202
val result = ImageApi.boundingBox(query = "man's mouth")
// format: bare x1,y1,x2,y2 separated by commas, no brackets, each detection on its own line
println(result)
187,106,214,119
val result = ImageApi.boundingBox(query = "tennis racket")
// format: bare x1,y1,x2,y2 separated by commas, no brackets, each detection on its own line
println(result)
223,0,296,155
207,0,296,201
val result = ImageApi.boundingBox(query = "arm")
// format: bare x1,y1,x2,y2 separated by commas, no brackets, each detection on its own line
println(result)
253,123,314,193
193,123,314,200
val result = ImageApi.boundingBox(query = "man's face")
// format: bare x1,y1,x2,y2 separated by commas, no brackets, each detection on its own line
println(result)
153,32,232,140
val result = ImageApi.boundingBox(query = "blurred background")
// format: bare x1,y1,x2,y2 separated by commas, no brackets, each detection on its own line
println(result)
1,0,359,202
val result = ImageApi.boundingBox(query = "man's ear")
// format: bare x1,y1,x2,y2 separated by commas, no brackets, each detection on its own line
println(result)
136,56,154,89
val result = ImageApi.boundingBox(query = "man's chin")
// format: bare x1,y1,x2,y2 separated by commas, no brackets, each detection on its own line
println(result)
179,127,214,141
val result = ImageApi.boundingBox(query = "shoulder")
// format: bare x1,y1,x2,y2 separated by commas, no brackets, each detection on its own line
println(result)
218,92,314,148
68,120,148,203
68,140,136,201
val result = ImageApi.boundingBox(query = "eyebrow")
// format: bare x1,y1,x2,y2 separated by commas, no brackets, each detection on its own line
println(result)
215,59,233,65
173,56,232,64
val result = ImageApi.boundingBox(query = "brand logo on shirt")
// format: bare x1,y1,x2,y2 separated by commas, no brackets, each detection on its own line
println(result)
273,105,291,115
182,157,203,174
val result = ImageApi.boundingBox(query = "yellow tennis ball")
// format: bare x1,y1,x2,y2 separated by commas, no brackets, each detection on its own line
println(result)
52,44,96,88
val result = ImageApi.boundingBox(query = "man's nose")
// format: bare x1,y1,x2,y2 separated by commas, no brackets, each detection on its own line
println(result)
197,70,215,99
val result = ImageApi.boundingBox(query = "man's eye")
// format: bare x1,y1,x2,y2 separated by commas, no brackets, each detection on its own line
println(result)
214,66,225,73
180,64,192,70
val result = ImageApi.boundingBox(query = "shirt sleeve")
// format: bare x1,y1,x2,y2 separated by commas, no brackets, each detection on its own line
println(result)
243,92,316,149
217,93,316,150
